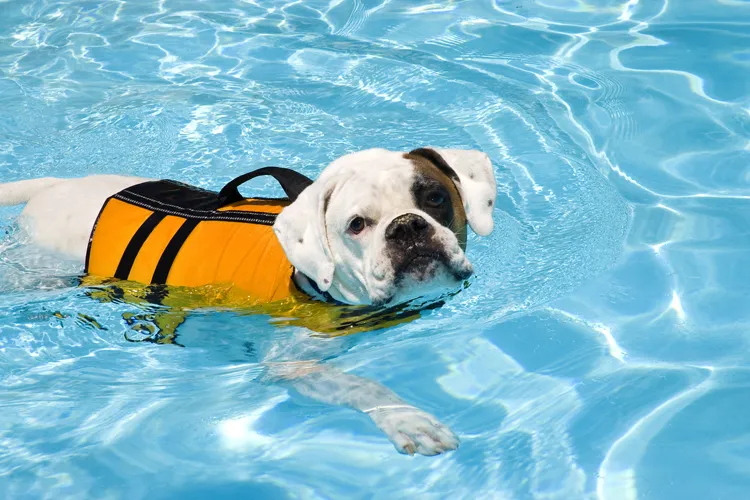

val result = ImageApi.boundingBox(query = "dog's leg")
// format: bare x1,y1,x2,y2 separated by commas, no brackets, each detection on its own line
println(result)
265,361,459,456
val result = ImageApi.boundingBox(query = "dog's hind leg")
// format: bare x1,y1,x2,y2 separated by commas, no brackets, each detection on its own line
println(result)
0,178,64,206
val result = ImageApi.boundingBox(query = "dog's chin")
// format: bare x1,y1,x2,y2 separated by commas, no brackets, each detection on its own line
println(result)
370,253,473,307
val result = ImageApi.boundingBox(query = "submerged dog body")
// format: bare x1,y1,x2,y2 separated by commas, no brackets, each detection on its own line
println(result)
0,147,497,456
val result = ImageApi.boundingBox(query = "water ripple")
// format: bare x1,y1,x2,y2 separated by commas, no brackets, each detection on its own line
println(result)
1,0,749,498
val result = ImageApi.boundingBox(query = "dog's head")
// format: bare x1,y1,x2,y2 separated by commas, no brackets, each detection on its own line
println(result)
273,148,496,306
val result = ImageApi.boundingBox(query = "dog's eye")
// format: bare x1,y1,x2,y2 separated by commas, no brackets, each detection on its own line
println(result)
426,192,446,207
348,216,366,234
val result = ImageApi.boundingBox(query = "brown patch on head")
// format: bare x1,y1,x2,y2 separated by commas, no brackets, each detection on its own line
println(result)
403,151,468,249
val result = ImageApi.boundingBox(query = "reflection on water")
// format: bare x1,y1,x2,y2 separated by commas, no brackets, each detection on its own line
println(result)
1,0,749,498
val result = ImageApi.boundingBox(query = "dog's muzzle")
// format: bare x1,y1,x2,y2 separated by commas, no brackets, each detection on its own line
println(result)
385,213,472,282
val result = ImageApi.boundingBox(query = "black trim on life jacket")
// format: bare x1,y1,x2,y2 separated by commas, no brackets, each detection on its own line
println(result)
108,164,315,225
112,184,278,225
84,200,109,275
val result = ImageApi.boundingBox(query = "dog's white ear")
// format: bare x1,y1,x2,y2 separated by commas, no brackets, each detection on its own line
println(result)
273,181,335,291
415,148,497,236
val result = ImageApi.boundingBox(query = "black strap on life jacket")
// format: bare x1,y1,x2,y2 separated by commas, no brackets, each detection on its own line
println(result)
217,166,314,207
113,211,167,280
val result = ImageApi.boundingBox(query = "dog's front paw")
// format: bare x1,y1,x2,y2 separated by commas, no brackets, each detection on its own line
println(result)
367,405,459,456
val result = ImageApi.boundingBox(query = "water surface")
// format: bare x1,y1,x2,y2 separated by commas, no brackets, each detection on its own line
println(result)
1,1,749,499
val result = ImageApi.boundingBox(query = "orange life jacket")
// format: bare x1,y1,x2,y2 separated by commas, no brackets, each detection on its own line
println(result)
84,167,314,304
83,167,424,341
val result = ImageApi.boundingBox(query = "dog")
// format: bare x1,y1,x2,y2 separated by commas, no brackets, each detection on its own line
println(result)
0,147,497,456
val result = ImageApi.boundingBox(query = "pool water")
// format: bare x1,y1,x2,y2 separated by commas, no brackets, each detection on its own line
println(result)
1,0,748,498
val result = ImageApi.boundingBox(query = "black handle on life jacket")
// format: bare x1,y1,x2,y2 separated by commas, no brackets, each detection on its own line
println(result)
217,167,314,207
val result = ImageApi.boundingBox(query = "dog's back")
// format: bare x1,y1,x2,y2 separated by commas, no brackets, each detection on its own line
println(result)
0,178,64,206
0,175,148,258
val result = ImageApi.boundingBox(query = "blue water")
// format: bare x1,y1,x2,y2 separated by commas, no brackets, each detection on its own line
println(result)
1,0,749,498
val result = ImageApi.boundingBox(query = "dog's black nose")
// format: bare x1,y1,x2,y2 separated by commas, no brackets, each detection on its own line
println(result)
385,213,431,243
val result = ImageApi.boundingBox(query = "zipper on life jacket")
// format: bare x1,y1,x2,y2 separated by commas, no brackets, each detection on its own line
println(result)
113,192,279,225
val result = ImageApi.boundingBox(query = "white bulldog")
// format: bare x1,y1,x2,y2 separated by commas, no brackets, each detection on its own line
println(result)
0,147,497,456
276,147,497,306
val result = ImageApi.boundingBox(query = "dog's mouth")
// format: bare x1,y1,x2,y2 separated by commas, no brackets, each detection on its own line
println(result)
372,250,472,307
395,249,473,282
373,239,474,307
398,252,440,274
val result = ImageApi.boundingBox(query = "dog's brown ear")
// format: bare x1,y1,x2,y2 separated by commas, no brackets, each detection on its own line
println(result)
414,148,497,236
273,178,335,292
